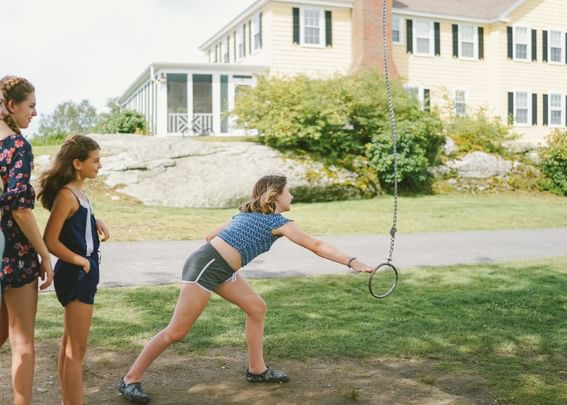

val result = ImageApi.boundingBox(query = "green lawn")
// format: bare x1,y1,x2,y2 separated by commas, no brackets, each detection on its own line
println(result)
31,183,567,241
35,257,567,404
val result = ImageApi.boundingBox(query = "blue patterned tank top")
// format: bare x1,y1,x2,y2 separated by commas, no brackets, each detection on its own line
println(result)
218,212,291,266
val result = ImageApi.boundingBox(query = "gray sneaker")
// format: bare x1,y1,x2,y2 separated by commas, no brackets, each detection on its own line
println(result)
118,378,150,403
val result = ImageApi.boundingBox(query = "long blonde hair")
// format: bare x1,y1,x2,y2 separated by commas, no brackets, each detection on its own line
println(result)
38,135,100,211
240,175,287,214
0,76,35,134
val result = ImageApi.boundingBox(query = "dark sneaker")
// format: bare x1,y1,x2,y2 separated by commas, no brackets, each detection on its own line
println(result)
246,367,289,383
118,378,150,403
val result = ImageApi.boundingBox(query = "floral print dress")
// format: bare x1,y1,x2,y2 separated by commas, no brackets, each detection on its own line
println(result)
0,134,39,289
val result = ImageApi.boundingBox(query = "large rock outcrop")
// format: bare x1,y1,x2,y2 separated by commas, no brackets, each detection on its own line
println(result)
86,135,364,208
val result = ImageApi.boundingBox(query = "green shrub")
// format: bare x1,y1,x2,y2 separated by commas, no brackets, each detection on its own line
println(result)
30,132,67,146
444,108,517,155
234,69,444,193
368,115,444,192
96,101,147,134
539,130,567,195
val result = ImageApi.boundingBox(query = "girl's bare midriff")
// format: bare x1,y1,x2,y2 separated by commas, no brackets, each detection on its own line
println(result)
209,236,242,271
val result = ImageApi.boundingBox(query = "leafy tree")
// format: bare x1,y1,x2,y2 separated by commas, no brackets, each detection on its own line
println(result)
38,100,99,138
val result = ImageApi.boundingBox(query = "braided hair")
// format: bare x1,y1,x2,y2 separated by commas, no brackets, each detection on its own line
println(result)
0,76,35,134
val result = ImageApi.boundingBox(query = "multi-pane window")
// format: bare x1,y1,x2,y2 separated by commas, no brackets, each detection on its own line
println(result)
459,25,476,58
549,93,564,126
253,13,261,50
237,26,245,59
549,30,563,63
514,92,529,124
392,16,402,43
454,90,467,116
514,27,529,60
414,20,433,55
303,8,322,45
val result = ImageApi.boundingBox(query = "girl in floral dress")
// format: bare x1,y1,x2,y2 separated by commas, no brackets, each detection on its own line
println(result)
0,76,53,405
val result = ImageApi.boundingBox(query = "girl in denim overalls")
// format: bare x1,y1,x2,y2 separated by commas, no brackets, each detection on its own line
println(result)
39,135,110,405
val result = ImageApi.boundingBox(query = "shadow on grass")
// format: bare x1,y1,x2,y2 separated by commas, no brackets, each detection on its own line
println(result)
36,258,567,404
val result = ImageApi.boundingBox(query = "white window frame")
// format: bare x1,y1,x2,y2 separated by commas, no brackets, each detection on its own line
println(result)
392,15,403,44
252,13,262,51
413,20,434,56
208,49,214,64
237,26,245,60
514,91,531,126
548,30,564,64
513,26,531,61
459,25,478,60
404,84,427,109
454,89,468,117
300,7,325,48
548,92,564,128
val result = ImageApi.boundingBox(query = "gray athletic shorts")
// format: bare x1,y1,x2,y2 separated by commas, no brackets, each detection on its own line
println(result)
181,243,237,293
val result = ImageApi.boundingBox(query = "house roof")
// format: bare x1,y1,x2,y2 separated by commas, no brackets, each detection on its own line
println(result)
118,63,269,104
200,0,528,51
393,0,528,22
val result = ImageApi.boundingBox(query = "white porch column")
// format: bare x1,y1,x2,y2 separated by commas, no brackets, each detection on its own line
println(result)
156,73,168,136
212,73,221,135
187,73,194,135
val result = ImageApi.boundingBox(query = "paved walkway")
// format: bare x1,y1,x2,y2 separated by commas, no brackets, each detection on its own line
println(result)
86,228,567,288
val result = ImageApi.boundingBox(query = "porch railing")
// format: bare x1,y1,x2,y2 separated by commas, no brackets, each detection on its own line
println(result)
191,114,214,135
167,113,190,134
167,113,214,135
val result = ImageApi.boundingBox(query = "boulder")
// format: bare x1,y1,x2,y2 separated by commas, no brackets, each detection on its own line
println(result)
83,135,364,208
446,151,513,179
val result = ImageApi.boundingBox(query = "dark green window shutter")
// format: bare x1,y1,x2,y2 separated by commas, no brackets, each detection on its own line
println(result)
233,31,237,61
452,24,458,57
293,8,300,44
508,92,514,124
248,21,252,54
532,93,537,125
424,89,431,112
507,27,513,59
259,13,263,48
531,29,537,61
434,22,441,55
478,27,484,59
543,94,548,126
243,24,247,56
406,19,413,53
542,30,548,62
325,11,332,47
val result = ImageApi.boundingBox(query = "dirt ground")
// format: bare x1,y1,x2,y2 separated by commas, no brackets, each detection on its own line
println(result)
1,344,500,404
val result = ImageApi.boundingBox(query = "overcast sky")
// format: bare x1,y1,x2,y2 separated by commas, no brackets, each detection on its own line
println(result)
1,0,254,134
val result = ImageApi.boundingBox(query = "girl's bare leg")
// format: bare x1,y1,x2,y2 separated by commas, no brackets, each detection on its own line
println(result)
59,301,93,405
3,280,38,405
124,284,210,384
215,275,267,374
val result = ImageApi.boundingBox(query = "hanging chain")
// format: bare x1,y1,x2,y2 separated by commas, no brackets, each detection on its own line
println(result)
381,0,399,263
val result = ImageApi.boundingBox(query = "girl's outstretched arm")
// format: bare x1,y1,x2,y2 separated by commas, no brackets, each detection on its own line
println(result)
205,219,232,242
277,222,373,273
44,189,91,273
